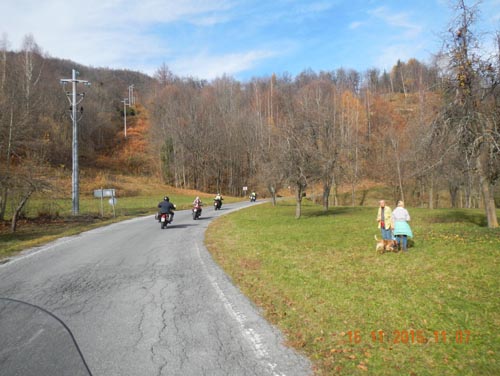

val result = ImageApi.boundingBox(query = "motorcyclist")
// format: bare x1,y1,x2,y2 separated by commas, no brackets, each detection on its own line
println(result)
193,196,202,206
158,196,175,223
192,196,203,219
250,191,257,201
214,193,223,209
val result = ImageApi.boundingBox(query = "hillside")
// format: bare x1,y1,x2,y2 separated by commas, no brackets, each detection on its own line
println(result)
1,45,499,231
93,103,157,177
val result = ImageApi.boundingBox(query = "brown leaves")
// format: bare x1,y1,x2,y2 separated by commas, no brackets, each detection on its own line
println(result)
357,363,368,371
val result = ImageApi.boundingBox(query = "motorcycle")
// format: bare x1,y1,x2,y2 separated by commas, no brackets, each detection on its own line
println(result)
192,203,202,220
250,195,256,202
159,212,173,229
0,297,94,376
214,198,222,210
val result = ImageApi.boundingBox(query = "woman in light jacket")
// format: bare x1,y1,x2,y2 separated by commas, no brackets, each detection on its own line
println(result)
376,200,393,240
391,200,413,252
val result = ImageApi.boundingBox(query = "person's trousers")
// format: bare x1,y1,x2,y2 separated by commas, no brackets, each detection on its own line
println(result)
381,227,392,240
396,235,408,251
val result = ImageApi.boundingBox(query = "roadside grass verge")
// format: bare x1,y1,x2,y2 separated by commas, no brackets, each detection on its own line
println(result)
205,201,500,375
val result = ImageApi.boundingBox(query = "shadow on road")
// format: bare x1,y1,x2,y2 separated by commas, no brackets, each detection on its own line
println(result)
161,223,199,229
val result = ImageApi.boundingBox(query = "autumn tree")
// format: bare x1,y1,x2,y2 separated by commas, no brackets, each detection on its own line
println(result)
437,0,499,227
338,90,367,206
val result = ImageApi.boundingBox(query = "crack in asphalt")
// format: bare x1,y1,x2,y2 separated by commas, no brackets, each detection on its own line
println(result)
0,206,312,376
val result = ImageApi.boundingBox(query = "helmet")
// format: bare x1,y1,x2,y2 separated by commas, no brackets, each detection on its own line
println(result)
164,196,170,201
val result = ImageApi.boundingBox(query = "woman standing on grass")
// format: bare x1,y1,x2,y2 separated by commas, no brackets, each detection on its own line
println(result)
376,200,393,241
392,200,413,252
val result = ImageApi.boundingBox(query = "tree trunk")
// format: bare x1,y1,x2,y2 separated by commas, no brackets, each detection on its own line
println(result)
268,185,276,206
0,187,8,221
351,182,356,207
396,155,404,202
428,175,434,209
479,172,499,229
465,169,473,208
322,182,330,211
480,178,498,228
449,184,459,208
11,189,33,233
391,137,405,202
419,178,426,208
332,183,339,206
0,107,14,221
358,189,368,206
476,149,499,228
295,183,304,219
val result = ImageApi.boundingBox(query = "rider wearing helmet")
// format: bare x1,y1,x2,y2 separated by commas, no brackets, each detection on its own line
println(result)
214,192,223,209
158,196,175,222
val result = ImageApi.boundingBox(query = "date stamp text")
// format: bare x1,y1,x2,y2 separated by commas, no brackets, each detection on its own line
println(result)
346,330,471,344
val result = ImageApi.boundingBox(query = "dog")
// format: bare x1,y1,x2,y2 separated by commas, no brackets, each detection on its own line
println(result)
375,235,399,254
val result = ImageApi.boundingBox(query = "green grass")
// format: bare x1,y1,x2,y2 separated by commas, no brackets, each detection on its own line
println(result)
205,201,500,376
8,193,219,218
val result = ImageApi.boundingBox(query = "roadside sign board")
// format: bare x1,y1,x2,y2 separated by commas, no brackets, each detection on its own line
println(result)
94,188,116,217
94,189,115,198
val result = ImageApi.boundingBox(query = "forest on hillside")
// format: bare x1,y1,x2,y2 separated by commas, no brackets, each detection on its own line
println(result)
0,1,499,228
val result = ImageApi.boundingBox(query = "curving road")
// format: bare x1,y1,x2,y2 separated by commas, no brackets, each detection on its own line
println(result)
0,201,312,376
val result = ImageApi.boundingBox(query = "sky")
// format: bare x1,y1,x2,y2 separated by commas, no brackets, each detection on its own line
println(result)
1,0,499,81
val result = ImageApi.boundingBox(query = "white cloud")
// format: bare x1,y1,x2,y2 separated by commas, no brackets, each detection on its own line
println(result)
171,49,279,80
374,42,426,71
349,21,363,30
3,0,492,80
369,6,422,39
296,1,336,14
0,0,234,73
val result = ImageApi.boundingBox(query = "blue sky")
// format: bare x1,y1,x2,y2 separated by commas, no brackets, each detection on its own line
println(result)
2,0,499,81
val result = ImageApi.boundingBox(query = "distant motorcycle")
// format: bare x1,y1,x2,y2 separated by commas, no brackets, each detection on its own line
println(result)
214,198,222,210
250,195,256,202
192,203,202,220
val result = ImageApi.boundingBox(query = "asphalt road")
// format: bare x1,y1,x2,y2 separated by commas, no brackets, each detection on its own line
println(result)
0,201,312,376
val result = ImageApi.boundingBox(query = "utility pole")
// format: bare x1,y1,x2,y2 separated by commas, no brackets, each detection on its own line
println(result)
128,84,135,105
121,98,129,138
60,69,90,216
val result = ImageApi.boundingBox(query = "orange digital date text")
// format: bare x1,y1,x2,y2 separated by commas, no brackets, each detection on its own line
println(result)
346,330,471,344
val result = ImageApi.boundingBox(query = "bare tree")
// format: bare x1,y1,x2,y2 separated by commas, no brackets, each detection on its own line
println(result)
275,79,320,218
8,161,53,232
437,0,499,227
0,35,44,220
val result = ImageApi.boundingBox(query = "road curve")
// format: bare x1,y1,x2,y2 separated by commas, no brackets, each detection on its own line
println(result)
0,201,312,376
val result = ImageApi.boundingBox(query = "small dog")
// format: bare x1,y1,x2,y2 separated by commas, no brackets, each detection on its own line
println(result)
375,235,398,254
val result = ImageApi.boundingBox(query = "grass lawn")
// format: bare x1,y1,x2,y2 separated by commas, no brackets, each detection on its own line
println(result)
205,200,500,375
